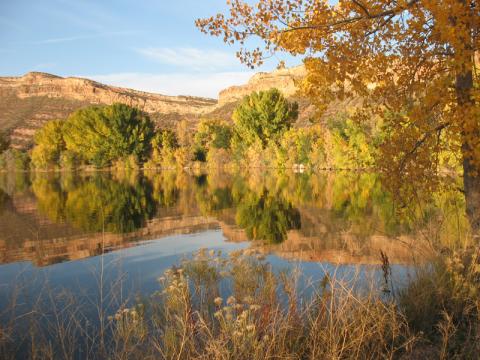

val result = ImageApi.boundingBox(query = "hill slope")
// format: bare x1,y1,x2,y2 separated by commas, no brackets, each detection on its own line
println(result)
0,72,217,149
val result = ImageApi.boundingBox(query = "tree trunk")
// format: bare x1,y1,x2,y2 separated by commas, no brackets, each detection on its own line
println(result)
463,150,480,236
456,70,480,236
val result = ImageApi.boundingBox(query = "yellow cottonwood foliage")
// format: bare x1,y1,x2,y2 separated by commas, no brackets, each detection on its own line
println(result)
197,0,480,191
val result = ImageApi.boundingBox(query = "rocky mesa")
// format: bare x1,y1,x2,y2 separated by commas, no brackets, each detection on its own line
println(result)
0,66,311,149
0,72,218,149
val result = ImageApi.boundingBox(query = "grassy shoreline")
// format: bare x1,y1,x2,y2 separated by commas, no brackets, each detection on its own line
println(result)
1,247,479,359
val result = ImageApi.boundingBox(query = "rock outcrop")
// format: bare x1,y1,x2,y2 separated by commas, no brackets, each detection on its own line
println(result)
218,66,306,105
2,72,217,114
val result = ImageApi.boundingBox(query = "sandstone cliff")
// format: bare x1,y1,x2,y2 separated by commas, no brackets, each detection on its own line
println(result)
218,66,306,105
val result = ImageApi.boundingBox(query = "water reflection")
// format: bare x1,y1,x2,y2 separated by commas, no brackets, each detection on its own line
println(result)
235,189,301,243
0,170,471,267
35,174,156,233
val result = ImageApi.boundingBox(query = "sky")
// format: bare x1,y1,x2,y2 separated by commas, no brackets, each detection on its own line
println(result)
0,0,300,98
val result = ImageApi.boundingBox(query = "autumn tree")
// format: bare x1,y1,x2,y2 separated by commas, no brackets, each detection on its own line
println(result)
31,120,65,169
197,0,480,232
194,119,233,151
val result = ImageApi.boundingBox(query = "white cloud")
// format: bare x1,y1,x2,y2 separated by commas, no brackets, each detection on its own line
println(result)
86,71,254,99
136,47,240,71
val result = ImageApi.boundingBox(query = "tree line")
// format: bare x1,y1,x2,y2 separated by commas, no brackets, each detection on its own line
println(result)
0,88,387,172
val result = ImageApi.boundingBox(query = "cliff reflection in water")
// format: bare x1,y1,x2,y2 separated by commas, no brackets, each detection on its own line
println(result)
0,170,471,267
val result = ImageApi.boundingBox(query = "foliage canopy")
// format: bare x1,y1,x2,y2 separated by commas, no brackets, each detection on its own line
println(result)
232,88,298,148
63,103,154,167
197,0,480,231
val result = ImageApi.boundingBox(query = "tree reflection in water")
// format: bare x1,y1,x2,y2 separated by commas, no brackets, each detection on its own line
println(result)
3,170,469,248
32,173,157,233
235,189,301,243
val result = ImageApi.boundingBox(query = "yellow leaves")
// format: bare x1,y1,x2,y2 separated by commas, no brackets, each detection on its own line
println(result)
198,0,480,188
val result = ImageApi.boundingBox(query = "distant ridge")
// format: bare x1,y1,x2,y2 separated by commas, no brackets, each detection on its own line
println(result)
0,72,218,149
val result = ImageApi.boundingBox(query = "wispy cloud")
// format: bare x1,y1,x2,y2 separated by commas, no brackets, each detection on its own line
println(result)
137,47,240,71
86,71,254,99
35,30,143,44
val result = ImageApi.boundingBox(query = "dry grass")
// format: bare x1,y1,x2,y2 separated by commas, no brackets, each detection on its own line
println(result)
399,247,480,359
1,247,479,359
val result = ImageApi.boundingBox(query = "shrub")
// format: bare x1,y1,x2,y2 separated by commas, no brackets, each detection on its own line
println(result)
0,149,30,171
109,250,416,359
399,249,480,358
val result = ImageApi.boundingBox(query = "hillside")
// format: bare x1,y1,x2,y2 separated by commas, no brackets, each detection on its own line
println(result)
0,72,217,149
0,67,332,149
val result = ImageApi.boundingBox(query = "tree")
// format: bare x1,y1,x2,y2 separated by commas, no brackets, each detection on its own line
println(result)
193,119,233,162
31,120,65,169
276,126,326,169
197,1,480,232
232,88,298,148
63,103,154,167
148,129,179,167
194,119,232,151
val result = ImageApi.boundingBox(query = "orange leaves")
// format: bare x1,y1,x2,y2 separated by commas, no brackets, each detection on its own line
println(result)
197,0,480,182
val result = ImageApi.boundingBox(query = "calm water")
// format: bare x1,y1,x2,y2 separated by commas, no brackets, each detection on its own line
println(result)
0,170,469,311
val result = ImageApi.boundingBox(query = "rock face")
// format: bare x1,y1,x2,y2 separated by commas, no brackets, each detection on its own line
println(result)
218,66,306,105
1,72,217,114
0,72,217,149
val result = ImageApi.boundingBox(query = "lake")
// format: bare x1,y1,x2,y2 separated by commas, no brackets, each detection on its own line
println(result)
0,169,469,319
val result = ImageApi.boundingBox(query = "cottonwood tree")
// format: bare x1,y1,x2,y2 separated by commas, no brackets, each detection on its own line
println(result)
63,103,154,167
233,88,298,148
197,0,480,232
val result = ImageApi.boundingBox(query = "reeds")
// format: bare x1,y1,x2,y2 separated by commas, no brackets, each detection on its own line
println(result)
1,247,479,359
110,249,417,359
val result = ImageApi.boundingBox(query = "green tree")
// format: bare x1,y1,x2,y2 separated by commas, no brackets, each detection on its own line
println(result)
174,120,195,167
232,89,298,148
325,114,378,169
63,103,154,167
276,126,326,169
195,119,232,150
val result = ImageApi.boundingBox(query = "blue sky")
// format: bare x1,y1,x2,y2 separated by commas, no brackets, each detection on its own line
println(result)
0,0,300,98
